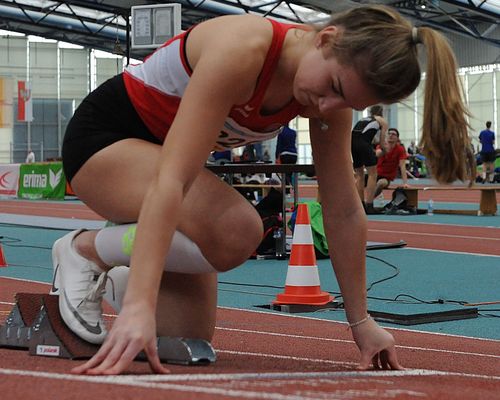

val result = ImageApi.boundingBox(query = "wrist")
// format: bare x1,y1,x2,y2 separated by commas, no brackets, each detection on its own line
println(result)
348,314,372,329
122,293,156,311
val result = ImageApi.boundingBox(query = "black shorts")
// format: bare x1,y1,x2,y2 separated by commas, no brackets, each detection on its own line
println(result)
480,151,496,163
377,175,392,183
62,73,161,182
279,154,298,164
351,135,377,169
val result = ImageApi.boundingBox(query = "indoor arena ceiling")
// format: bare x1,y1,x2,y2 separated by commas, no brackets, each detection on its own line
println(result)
0,0,498,59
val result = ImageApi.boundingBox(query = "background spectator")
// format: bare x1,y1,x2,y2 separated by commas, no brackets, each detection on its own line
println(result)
25,149,35,163
479,121,496,183
275,125,298,165
374,128,408,198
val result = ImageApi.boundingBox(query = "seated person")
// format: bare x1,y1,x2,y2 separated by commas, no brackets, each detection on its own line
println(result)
374,128,409,198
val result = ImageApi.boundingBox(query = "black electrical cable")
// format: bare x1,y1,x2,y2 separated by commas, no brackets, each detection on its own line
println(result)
1,236,52,250
365,254,400,292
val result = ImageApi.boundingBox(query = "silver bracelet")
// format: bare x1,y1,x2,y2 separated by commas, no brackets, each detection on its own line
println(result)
348,314,372,329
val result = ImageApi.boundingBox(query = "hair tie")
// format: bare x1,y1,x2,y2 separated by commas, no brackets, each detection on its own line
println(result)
411,27,420,44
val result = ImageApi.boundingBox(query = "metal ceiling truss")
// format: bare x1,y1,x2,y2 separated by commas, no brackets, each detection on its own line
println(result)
0,0,498,60
0,0,129,54
389,0,500,47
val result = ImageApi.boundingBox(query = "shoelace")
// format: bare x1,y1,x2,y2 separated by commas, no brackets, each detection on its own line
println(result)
84,272,108,303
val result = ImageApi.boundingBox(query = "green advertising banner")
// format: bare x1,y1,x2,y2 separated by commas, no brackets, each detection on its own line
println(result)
18,162,66,200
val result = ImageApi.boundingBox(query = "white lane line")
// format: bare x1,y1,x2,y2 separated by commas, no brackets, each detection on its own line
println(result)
0,276,51,285
0,368,310,400
131,369,500,382
368,229,500,241
217,350,355,366
0,367,498,396
216,327,500,359
405,246,500,258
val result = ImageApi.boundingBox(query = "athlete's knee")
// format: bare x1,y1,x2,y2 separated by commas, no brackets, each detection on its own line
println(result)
209,209,263,272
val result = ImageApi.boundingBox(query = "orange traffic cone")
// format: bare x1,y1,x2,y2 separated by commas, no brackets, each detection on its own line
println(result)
273,204,333,305
0,243,7,267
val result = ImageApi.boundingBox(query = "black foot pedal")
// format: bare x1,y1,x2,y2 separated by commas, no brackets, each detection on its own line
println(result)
255,301,340,314
0,293,45,349
137,337,217,365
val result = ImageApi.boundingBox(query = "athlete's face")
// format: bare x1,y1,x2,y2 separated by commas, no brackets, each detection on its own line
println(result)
294,27,379,114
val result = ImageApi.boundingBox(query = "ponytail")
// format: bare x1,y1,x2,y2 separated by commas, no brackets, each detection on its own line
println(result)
418,28,475,184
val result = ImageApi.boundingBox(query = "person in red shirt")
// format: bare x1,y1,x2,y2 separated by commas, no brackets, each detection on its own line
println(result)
374,128,409,198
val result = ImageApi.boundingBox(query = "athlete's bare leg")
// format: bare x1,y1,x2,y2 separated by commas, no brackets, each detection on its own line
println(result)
69,138,263,339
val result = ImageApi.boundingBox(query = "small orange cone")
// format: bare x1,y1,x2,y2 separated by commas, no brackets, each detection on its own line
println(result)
0,244,7,267
273,204,333,305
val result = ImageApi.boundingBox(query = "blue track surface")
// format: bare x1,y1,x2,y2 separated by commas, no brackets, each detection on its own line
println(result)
1,220,499,340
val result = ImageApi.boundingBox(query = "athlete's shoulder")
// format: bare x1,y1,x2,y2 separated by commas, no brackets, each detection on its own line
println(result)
191,14,274,49
187,15,275,72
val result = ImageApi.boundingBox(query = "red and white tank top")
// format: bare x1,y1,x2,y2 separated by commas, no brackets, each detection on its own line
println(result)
123,19,303,151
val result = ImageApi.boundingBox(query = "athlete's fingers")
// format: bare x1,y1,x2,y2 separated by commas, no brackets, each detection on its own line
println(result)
387,347,404,370
71,339,114,374
85,339,130,375
144,340,170,374
96,341,145,375
380,350,390,370
357,351,374,370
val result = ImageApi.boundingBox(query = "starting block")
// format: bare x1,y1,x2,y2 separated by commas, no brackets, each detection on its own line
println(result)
0,292,216,365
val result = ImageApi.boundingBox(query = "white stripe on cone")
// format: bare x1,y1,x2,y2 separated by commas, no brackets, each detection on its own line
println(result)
284,266,320,286
292,224,314,245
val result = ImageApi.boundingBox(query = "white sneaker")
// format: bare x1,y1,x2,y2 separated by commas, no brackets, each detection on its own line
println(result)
52,230,108,344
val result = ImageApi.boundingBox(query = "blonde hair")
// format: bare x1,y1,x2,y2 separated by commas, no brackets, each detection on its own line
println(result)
320,5,475,184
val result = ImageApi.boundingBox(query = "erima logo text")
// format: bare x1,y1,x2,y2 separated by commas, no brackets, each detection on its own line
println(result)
23,174,46,188
23,169,62,189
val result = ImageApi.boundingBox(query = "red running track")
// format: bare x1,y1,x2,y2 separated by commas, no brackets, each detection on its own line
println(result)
1,277,499,400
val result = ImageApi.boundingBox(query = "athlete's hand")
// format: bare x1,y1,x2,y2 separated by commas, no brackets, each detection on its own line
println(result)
351,318,403,370
71,303,169,375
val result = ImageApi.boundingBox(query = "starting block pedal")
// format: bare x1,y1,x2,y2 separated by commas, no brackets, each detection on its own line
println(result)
1,292,216,365
0,292,42,349
138,337,216,365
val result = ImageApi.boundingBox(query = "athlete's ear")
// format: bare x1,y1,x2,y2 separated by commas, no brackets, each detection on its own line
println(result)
315,26,340,49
